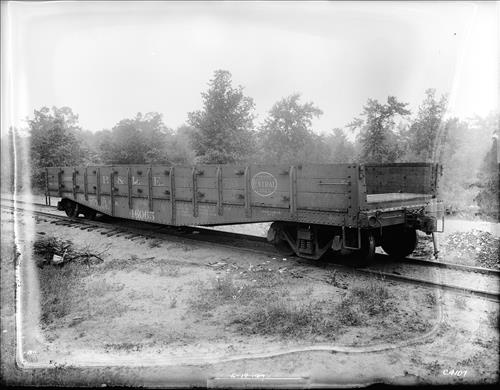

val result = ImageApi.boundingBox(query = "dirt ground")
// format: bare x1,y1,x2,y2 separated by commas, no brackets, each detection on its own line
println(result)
1,205,499,386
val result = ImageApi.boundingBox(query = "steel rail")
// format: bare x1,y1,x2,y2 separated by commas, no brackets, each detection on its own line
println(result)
0,197,56,209
398,256,500,276
0,203,277,258
355,267,499,302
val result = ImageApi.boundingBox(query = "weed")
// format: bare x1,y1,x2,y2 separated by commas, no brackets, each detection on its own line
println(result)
230,290,338,339
189,272,401,341
190,274,255,312
424,291,438,307
325,270,348,289
454,295,468,310
88,279,125,296
193,275,342,339
148,239,163,248
348,279,393,316
92,301,129,318
159,265,180,277
169,295,178,309
424,360,442,375
38,261,86,326
156,331,195,347
472,337,491,349
409,352,424,365
249,269,285,288
335,297,362,326
435,321,451,336
100,256,180,276
127,290,152,300
486,310,499,328
458,351,485,367
104,342,143,352
326,270,337,285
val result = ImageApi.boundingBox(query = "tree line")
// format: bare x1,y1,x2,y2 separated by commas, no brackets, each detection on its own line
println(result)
2,69,498,217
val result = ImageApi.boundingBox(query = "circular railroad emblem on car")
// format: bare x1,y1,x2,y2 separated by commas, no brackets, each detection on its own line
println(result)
251,172,277,197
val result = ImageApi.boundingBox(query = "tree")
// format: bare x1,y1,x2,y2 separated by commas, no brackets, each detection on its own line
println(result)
1,127,29,193
473,114,499,217
257,93,323,164
72,129,103,165
408,89,448,161
188,70,256,164
324,128,356,163
437,115,495,215
166,125,197,165
348,96,410,163
29,106,85,189
474,138,499,218
98,112,173,164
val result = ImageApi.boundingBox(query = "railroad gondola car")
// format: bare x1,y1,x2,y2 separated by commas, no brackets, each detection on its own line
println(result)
45,163,444,262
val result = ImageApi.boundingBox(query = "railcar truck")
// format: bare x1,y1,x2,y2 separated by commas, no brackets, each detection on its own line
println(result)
45,162,444,262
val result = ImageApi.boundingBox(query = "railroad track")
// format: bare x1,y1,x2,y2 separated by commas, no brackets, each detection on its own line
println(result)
2,199,499,301
0,202,276,257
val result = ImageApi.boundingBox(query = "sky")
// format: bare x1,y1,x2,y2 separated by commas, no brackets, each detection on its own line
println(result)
1,1,498,136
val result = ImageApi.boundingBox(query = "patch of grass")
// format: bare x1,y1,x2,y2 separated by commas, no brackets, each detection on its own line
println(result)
335,298,363,326
454,295,468,310
38,260,87,326
100,256,181,276
153,330,196,347
169,295,178,308
325,270,348,289
191,274,397,340
435,321,451,337
230,292,338,339
88,279,125,296
106,324,196,349
230,280,392,338
92,300,129,318
148,239,163,248
328,279,394,328
457,351,486,367
127,289,153,300
424,291,438,307
400,314,433,333
104,342,143,352
159,265,180,277
348,279,392,316
189,274,255,312
472,337,492,349
486,310,499,328
186,267,439,344
249,269,286,288
424,360,443,376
